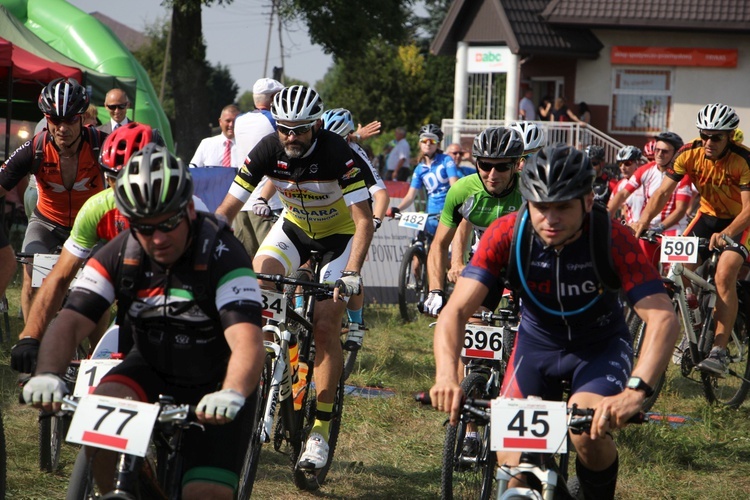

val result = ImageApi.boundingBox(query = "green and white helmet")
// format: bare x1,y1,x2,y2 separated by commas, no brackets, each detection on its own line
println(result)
114,143,194,219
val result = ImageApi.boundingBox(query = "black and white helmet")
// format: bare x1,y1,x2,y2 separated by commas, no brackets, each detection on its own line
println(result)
472,127,524,159
509,121,545,154
271,85,324,122
520,145,594,203
38,77,89,118
696,103,740,131
419,124,444,143
584,145,606,162
321,108,355,137
115,143,194,220
616,145,642,163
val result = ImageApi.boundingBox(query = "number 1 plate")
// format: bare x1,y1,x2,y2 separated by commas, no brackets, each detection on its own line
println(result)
491,399,568,453
660,236,699,264
73,359,122,397
398,212,428,231
461,324,504,360
66,395,160,457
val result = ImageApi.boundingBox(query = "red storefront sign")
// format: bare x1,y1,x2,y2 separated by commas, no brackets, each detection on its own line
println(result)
611,46,737,68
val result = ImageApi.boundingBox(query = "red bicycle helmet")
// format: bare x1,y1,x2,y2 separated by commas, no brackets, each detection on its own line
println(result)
643,139,656,160
99,123,163,177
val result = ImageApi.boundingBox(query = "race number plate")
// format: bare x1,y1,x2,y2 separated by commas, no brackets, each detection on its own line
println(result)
261,290,287,322
31,254,82,288
660,236,699,264
491,399,568,453
73,359,122,397
66,395,160,457
461,324,504,360
398,212,428,231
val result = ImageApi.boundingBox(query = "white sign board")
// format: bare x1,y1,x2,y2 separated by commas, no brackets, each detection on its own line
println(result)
467,46,513,73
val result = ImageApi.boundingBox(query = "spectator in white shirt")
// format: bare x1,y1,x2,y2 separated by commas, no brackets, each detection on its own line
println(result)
189,104,241,167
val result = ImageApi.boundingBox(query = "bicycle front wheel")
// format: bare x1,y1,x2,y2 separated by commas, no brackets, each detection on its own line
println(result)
237,353,273,499
701,309,750,407
39,413,65,472
441,371,495,500
66,449,97,500
398,245,427,322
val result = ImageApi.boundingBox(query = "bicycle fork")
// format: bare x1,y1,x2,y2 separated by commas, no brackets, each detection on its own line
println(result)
261,324,295,444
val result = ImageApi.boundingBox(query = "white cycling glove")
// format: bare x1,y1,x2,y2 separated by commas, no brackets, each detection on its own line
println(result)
252,197,272,217
423,290,445,316
23,373,68,406
335,271,362,297
197,388,245,421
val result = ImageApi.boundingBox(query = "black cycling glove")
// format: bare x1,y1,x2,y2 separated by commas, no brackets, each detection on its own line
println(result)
11,337,41,374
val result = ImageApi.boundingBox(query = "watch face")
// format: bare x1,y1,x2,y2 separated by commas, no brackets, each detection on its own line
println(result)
627,377,640,390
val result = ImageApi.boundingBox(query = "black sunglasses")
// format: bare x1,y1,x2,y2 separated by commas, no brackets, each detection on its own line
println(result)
278,122,315,136
106,103,129,110
130,211,186,236
699,132,726,143
46,114,80,126
476,159,515,172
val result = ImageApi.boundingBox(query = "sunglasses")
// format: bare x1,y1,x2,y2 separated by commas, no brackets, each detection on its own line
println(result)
590,159,603,167
619,160,635,167
106,103,128,110
476,159,515,172
277,122,315,136
420,138,438,145
46,114,80,126
699,132,726,143
449,151,464,156
654,148,671,155
130,211,185,236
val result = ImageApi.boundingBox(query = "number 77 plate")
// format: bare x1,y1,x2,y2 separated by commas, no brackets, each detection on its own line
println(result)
66,395,160,457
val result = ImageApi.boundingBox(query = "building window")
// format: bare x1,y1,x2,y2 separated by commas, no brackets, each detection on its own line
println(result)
610,68,672,134
467,73,506,120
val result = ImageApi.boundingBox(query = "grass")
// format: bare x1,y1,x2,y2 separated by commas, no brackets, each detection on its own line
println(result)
2,267,750,498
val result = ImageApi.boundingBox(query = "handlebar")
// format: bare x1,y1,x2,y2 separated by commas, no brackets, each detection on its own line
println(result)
256,273,333,294
470,309,519,324
59,395,197,426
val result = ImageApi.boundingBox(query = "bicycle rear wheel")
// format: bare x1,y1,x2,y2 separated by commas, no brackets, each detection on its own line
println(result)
0,410,6,499
441,371,495,500
630,316,666,412
701,309,750,407
237,353,273,499
398,245,427,322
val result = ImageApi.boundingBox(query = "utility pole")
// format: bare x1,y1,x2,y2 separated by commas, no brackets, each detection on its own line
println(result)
159,20,172,102
262,0,276,77
276,0,285,84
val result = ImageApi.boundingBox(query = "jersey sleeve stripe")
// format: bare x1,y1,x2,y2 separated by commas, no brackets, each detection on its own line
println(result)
229,180,253,203
216,269,263,311
71,259,115,303
217,267,257,287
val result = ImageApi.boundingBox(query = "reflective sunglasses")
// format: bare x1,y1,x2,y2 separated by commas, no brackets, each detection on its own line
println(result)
130,211,186,236
420,138,438,145
46,114,81,126
699,132,727,143
277,122,315,136
476,159,515,172
106,103,129,110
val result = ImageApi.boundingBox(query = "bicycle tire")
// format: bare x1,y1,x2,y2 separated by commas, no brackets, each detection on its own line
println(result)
237,353,273,499
0,410,6,499
39,414,64,472
398,245,427,322
341,325,360,382
293,373,345,491
441,371,494,500
630,317,666,412
701,308,750,407
66,449,96,500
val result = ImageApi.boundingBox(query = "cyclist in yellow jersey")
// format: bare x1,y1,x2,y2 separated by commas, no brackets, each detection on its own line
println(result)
217,86,373,470
633,103,750,375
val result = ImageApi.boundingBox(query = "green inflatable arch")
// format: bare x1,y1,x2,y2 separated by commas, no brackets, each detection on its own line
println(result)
1,0,174,150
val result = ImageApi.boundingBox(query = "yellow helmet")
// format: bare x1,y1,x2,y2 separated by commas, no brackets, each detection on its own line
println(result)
734,128,744,144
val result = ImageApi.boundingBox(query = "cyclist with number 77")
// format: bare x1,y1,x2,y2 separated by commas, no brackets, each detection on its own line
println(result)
23,148,266,499
431,145,678,499
632,103,750,377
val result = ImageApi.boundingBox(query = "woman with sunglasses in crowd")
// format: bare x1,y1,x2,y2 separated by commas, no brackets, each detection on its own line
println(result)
0,77,108,324
386,124,461,237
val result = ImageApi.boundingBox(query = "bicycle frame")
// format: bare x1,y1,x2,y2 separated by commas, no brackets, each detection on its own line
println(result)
667,261,716,353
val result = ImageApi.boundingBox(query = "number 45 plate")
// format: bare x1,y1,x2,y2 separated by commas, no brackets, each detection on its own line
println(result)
660,236,699,264
66,395,160,457
491,399,568,453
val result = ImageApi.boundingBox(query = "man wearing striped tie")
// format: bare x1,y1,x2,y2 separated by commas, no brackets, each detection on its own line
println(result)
189,104,241,168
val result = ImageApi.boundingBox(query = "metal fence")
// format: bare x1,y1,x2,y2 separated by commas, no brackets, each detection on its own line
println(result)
441,119,626,165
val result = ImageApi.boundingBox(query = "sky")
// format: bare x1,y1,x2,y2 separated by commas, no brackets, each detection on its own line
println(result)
68,0,334,95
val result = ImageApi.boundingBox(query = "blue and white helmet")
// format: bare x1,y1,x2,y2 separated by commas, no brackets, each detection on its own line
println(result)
321,108,355,137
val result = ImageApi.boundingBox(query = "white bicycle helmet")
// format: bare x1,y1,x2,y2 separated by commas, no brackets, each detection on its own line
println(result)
696,103,740,131
271,85,324,122
509,121,546,154
321,108,355,137
616,145,642,163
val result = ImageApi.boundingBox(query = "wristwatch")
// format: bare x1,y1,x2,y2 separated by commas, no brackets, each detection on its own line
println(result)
626,377,654,397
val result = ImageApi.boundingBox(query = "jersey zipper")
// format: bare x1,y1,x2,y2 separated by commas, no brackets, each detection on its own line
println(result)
553,250,573,340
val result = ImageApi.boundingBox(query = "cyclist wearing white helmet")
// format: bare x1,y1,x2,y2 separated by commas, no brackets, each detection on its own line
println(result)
509,121,546,157
217,85,373,470
634,103,750,376
610,146,645,225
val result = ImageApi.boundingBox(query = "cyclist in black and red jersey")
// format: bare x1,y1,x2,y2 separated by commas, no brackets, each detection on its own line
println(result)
0,78,107,322
431,145,678,499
